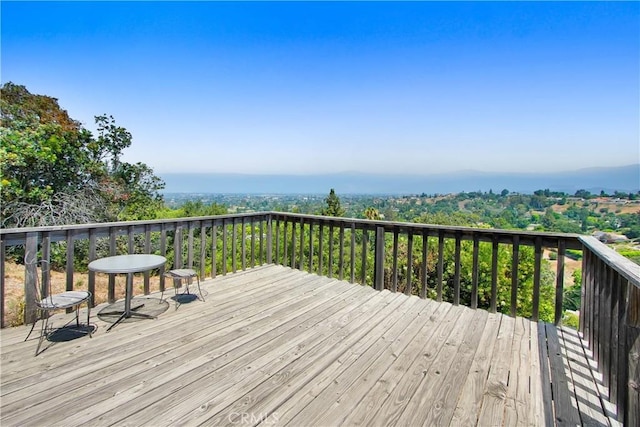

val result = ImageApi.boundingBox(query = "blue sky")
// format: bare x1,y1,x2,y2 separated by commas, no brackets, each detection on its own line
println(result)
2,1,639,175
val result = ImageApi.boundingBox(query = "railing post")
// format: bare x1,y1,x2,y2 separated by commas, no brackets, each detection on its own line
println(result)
88,229,97,307
374,226,385,291
554,239,565,325
24,232,38,325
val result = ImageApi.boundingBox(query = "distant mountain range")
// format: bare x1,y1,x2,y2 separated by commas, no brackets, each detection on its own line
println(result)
160,164,639,195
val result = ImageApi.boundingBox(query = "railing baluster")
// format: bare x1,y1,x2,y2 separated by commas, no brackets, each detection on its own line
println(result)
318,223,324,275
88,229,96,307
160,224,167,291
554,239,564,324
532,236,542,321
232,219,237,273
471,234,479,309
361,228,368,286
420,230,428,299
490,235,498,313
617,275,629,420
328,224,334,279
406,231,413,296
374,226,384,291
392,228,399,293
283,220,288,267
144,225,151,294
66,230,74,294
251,218,256,268
309,222,314,273
339,225,345,280
265,215,271,264
291,219,296,269
299,217,305,271
610,272,620,405
350,223,356,283
510,235,520,317
241,217,246,271
453,231,461,305
602,266,613,391
127,225,134,254
211,223,217,278
222,220,227,275
437,230,444,302
200,222,207,278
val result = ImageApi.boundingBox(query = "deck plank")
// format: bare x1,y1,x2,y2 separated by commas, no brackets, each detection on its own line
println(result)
450,312,501,426
476,314,516,427
0,265,618,427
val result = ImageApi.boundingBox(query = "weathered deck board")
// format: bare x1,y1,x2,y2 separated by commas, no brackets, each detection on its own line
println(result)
0,265,618,426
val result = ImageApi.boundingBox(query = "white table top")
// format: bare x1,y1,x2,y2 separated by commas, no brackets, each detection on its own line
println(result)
88,254,167,274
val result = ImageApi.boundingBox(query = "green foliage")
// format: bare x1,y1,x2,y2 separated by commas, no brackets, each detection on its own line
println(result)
562,311,580,329
1,82,165,226
321,189,345,217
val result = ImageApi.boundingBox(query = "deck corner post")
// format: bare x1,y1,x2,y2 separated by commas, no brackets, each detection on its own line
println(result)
374,226,385,291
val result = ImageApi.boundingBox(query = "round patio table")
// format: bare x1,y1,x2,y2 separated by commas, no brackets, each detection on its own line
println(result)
89,254,166,331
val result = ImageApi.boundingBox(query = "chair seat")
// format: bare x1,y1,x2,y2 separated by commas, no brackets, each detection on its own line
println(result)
165,269,198,279
37,291,91,310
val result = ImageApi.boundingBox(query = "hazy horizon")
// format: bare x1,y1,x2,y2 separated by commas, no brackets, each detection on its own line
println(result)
159,164,640,195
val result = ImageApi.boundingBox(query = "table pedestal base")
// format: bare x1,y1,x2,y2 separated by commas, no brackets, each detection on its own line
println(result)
102,302,157,332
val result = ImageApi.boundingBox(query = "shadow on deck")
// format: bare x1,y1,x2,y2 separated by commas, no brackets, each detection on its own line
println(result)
0,265,620,426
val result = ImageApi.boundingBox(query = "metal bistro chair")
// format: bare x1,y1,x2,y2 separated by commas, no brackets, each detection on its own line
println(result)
162,267,205,308
24,259,92,355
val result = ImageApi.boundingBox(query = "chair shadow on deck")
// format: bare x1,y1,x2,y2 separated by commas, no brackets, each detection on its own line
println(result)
170,289,208,309
25,323,97,355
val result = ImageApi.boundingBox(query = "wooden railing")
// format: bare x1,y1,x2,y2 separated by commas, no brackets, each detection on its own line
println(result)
580,236,640,426
270,212,582,323
0,213,272,328
1,212,638,423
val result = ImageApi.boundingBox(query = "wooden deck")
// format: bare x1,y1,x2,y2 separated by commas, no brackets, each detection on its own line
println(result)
0,265,620,426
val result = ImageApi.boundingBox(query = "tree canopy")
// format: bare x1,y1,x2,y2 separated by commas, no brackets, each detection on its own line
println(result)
0,82,164,227
320,188,345,217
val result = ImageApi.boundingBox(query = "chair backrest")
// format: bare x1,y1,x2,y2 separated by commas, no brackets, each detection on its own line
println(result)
25,257,54,306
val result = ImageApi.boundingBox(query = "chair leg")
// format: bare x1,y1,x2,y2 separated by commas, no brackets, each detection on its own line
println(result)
196,275,205,302
87,301,93,338
35,310,50,356
24,316,38,342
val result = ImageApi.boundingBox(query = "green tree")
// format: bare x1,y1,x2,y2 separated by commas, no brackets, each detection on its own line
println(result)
321,189,345,217
363,207,381,220
0,82,164,226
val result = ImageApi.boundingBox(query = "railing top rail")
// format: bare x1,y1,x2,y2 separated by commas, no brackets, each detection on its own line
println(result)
580,235,640,288
270,211,583,246
1,211,583,248
0,212,271,235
